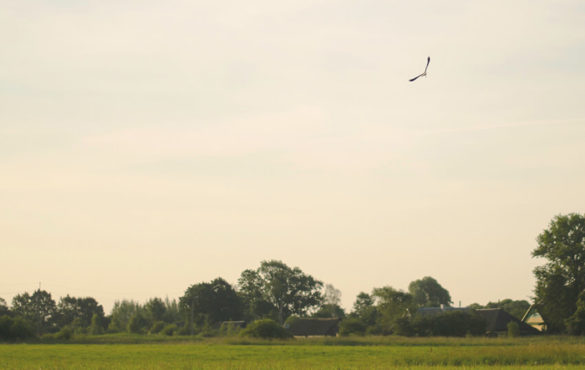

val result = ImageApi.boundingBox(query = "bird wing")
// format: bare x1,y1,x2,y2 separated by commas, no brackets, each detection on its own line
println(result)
409,74,422,82
424,56,430,73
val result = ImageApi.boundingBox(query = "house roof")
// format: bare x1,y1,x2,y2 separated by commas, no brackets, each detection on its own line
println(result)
475,309,540,335
286,318,341,336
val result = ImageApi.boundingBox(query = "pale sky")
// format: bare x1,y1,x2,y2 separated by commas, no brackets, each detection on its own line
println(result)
2,1,585,313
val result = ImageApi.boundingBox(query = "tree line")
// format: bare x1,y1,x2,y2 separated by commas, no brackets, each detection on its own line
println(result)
2,213,585,340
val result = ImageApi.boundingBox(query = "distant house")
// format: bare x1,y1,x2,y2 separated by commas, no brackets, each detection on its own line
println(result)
521,305,547,332
475,309,540,336
416,306,470,317
285,318,341,337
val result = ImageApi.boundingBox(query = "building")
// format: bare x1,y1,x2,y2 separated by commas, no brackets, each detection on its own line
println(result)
521,305,547,332
285,318,341,337
475,308,540,336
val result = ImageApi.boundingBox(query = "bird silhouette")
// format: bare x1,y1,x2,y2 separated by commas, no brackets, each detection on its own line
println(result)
409,57,430,82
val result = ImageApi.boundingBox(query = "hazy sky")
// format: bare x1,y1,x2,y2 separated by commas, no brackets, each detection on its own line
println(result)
2,1,585,312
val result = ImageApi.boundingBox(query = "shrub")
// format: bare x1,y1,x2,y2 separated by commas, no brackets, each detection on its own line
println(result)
161,324,178,336
56,325,73,340
127,312,149,334
7,317,35,340
89,313,104,335
239,319,292,339
149,321,166,335
338,318,366,336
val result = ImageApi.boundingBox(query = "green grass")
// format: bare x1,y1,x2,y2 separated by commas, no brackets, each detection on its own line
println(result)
1,336,585,369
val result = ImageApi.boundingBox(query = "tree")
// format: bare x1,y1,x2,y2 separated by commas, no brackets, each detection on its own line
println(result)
313,284,345,318
238,260,323,323
180,277,243,329
372,286,415,334
532,213,585,332
350,292,377,327
484,299,530,320
11,290,57,335
566,290,585,335
55,296,105,330
408,276,452,308
0,298,9,316
108,300,141,332
144,298,166,324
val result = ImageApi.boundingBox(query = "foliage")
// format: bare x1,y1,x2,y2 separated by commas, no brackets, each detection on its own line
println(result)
532,213,585,333
566,291,585,335
0,297,9,316
349,292,377,327
482,299,531,320
338,318,367,336
238,260,323,323
180,277,243,329
55,325,74,340
11,289,57,334
372,286,415,334
108,300,141,333
161,324,178,336
144,298,166,323
0,315,36,341
408,276,452,307
239,319,292,339
149,321,166,335
55,296,105,330
312,303,345,318
127,312,149,334
89,313,104,335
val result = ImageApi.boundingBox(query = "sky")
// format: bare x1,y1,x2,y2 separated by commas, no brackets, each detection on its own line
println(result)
2,1,585,313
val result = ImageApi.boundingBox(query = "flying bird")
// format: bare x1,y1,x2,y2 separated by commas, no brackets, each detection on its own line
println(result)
409,56,430,82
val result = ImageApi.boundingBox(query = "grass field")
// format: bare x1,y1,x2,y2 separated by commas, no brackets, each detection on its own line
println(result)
1,336,585,369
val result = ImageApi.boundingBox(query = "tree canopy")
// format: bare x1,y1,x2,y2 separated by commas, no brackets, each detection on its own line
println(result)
180,277,243,328
408,276,452,308
532,213,585,332
238,260,323,323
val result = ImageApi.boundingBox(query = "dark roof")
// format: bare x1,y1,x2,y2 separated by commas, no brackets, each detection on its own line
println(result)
416,307,470,317
475,309,540,335
286,318,341,336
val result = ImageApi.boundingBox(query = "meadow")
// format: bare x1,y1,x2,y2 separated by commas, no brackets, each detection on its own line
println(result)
2,335,585,369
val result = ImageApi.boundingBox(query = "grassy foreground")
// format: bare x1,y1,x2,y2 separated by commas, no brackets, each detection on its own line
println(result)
1,336,585,369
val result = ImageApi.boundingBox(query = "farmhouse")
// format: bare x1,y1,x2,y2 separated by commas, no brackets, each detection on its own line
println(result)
475,308,540,336
285,318,341,337
521,304,547,332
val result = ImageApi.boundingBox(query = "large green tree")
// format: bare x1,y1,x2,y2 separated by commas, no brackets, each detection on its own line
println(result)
408,276,452,308
55,295,105,330
372,286,415,334
11,290,57,334
180,277,243,328
532,213,585,332
238,260,323,323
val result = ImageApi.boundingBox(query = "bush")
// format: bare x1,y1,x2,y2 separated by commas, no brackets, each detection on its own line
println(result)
338,318,366,336
161,324,178,336
149,321,166,334
127,313,149,334
56,325,74,340
0,316,36,341
239,319,292,339
89,313,104,335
